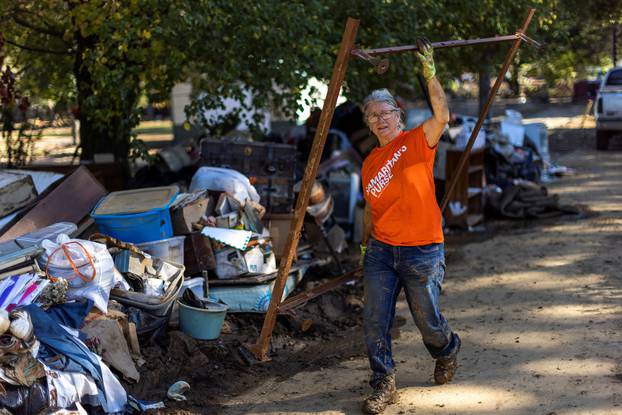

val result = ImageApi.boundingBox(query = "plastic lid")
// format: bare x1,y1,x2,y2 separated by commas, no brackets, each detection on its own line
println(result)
93,186,179,215
16,222,78,247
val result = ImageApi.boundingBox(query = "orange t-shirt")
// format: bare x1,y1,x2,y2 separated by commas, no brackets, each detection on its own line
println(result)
362,126,443,246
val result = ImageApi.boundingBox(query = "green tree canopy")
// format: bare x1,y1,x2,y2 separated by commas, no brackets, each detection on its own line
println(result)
2,0,619,162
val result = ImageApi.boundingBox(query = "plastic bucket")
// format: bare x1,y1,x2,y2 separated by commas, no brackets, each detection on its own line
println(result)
177,299,228,340
136,236,186,264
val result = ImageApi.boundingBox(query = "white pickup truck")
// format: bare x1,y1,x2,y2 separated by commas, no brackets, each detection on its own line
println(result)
594,67,622,150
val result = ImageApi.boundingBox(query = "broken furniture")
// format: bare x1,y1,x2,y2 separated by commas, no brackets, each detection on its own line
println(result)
441,148,485,228
0,166,106,242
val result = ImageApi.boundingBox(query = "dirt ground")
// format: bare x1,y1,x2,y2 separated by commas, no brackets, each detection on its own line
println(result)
109,103,621,415
158,104,621,415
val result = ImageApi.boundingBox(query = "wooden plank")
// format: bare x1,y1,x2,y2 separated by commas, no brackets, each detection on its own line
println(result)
440,9,536,213
0,166,107,242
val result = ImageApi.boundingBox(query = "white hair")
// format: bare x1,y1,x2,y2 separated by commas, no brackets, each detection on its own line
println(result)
362,88,404,129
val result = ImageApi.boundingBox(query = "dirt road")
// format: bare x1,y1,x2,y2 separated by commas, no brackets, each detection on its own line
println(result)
217,112,622,414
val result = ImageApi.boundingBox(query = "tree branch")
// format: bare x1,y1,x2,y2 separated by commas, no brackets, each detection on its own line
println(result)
4,39,72,55
11,10,66,38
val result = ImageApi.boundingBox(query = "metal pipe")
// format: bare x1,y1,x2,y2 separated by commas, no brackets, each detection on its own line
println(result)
440,9,536,214
353,34,528,58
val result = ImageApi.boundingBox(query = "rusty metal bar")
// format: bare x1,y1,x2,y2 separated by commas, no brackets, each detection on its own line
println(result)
278,268,363,313
245,17,360,362
351,48,390,74
440,8,536,213
353,34,519,58
517,32,542,49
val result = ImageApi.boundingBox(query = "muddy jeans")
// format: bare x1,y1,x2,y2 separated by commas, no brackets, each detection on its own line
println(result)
363,238,459,385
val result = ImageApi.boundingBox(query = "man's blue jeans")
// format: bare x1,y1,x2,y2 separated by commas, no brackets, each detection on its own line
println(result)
363,238,460,384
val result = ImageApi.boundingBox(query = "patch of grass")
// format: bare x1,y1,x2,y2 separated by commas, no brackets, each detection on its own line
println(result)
132,120,173,136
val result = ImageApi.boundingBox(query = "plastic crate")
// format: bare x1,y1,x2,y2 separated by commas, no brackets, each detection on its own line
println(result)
136,236,186,264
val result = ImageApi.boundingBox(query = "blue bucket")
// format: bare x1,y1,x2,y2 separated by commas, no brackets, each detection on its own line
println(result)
177,299,228,340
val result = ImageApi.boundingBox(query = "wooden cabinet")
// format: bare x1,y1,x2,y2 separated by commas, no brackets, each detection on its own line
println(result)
441,148,485,228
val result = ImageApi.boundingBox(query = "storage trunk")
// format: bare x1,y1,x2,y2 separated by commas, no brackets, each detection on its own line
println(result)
200,138,296,213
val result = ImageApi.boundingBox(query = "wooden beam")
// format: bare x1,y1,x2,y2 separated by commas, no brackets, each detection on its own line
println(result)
440,9,536,213
245,17,360,362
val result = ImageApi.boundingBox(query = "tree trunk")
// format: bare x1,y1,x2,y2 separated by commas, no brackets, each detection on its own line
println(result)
74,20,99,161
73,23,133,162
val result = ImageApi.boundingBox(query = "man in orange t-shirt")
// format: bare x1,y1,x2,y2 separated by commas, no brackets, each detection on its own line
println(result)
359,38,460,415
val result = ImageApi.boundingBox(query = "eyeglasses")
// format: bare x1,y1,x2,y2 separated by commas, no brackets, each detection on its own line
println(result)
367,110,397,124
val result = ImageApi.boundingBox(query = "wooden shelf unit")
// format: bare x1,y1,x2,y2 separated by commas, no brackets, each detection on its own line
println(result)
442,147,485,228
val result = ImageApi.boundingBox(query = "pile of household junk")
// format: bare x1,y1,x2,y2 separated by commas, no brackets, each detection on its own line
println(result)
0,160,338,413
439,109,576,220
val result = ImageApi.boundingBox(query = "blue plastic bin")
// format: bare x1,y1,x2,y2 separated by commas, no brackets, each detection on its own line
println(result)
91,186,179,244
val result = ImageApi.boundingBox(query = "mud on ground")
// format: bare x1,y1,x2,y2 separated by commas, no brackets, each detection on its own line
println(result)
128,107,618,414
124,262,389,413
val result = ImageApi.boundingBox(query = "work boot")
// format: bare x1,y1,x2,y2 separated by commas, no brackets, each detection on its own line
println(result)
434,334,461,385
362,374,398,414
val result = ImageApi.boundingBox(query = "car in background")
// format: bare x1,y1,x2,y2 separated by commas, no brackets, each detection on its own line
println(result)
594,67,622,150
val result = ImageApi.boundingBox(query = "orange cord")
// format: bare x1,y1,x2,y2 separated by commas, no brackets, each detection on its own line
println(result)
45,241,97,283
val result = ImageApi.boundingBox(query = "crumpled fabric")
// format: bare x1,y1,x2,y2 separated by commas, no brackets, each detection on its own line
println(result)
0,315,44,388
23,302,127,413
0,347,45,386
486,182,579,219
44,359,126,413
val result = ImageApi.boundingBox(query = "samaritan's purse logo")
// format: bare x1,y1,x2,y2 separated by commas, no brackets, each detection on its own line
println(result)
365,145,407,198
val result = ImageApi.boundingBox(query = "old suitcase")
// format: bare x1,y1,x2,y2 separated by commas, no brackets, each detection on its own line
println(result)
200,138,296,178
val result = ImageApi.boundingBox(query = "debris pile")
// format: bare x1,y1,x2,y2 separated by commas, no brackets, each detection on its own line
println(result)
0,136,360,412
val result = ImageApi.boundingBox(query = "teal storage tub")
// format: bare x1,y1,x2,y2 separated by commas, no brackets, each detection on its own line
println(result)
177,299,228,340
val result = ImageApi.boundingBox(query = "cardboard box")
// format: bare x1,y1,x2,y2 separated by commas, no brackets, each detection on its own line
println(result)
0,171,38,217
214,246,276,279
266,213,294,260
171,195,211,234
183,233,216,276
